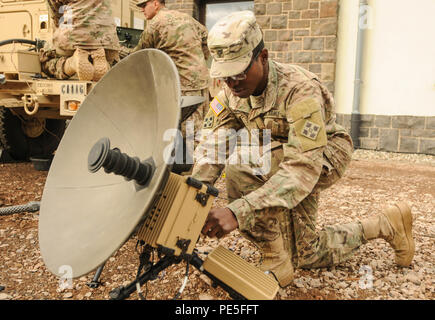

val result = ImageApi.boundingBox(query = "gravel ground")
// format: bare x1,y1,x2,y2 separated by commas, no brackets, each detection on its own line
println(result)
0,149,434,301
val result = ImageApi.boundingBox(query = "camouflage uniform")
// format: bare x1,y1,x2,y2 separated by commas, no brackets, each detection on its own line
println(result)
132,7,211,154
192,11,365,270
40,0,120,79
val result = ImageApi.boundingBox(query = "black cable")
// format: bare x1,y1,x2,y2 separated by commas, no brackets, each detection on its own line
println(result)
0,39,37,47
0,201,40,216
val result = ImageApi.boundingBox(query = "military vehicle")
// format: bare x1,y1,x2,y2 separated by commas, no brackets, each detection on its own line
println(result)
0,0,145,161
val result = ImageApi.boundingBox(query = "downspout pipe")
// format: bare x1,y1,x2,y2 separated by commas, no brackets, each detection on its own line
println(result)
350,0,367,149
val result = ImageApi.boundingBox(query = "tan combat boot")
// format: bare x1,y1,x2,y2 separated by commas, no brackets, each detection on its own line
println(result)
360,202,414,267
64,48,94,81
90,48,110,82
258,234,294,288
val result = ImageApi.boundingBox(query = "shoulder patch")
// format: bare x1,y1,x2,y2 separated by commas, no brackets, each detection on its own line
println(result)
288,98,327,152
203,115,215,129
210,97,226,116
301,121,321,140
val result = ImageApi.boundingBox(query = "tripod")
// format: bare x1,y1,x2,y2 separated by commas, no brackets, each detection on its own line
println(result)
108,250,245,300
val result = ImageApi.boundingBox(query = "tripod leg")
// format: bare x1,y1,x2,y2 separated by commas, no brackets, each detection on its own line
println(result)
109,255,177,300
87,262,106,288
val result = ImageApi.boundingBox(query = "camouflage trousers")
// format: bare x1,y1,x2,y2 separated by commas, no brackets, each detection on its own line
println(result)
39,48,120,80
180,88,210,164
226,133,365,269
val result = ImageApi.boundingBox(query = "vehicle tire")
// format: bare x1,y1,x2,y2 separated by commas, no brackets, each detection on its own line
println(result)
0,106,66,160
0,106,28,160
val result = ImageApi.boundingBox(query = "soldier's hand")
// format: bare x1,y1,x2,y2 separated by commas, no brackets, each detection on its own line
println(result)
201,208,239,239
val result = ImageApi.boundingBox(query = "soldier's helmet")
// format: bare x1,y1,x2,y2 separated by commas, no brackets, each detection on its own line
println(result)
208,11,264,79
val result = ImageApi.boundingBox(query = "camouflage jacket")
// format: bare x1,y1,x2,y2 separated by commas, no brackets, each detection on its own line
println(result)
191,60,352,219
133,8,210,91
48,0,120,51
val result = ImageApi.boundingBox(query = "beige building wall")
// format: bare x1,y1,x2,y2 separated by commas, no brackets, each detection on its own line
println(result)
336,0,435,116
334,0,359,115
362,0,435,117
334,0,435,154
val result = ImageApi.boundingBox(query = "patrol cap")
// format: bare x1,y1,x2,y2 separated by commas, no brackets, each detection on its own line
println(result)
208,11,263,79
136,0,151,7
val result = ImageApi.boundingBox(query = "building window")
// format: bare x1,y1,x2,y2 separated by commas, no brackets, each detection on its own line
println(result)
199,0,254,30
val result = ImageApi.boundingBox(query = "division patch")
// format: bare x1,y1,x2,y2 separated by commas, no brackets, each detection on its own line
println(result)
301,120,321,140
203,115,214,129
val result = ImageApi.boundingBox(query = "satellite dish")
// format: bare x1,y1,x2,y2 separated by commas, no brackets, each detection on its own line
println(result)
38,49,181,278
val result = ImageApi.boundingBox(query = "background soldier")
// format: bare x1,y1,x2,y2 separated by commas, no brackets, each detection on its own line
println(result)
134,0,211,167
192,11,415,287
40,0,120,81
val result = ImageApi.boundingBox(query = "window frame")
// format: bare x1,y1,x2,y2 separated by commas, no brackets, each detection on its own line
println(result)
198,0,254,29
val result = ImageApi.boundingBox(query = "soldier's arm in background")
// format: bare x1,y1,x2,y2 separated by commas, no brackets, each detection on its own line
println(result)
119,26,147,58
119,46,133,59
120,21,155,59
194,19,210,61
46,0,63,27
131,21,157,53
226,81,327,221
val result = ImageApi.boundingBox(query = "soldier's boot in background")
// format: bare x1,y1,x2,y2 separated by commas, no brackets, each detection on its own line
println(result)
360,202,415,267
91,48,110,82
258,233,294,287
64,48,94,81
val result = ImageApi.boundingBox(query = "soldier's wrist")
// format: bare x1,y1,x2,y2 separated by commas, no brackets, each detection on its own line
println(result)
226,198,252,220
225,207,238,221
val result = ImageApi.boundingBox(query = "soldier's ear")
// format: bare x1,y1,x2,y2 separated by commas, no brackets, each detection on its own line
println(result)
260,49,268,66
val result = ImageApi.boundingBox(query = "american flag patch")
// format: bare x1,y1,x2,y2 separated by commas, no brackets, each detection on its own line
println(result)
210,97,226,116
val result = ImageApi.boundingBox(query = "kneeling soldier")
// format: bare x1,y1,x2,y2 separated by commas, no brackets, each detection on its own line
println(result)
192,11,414,287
